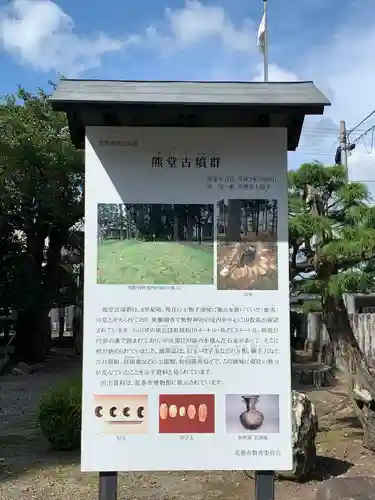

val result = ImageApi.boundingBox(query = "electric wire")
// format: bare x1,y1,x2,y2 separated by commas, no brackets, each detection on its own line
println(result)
283,111,375,185
352,125,375,151
348,109,375,136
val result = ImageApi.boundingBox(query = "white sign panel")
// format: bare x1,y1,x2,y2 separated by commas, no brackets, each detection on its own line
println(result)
82,126,292,472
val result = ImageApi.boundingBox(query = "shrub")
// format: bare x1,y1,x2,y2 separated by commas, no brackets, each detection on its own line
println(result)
38,376,82,451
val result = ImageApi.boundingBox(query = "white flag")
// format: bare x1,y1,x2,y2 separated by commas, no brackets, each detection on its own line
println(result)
257,13,266,53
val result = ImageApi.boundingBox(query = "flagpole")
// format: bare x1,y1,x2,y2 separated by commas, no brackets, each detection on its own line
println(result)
263,0,269,82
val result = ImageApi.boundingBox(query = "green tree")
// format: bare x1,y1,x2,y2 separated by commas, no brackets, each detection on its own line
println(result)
289,161,375,448
0,221,24,313
0,86,84,362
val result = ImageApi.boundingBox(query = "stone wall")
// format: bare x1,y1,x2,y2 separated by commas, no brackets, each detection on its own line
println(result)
306,312,375,364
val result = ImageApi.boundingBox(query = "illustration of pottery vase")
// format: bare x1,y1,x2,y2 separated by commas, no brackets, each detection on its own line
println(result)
239,395,264,430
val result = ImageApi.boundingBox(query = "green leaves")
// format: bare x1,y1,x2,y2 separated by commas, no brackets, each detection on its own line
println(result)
289,162,345,192
327,271,375,296
0,85,84,311
289,162,375,298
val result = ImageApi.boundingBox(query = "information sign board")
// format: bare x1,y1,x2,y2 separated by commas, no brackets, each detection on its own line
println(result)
82,126,292,472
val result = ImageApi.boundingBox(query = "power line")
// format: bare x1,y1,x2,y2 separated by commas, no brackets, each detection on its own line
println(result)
348,109,375,136
304,126,375,134
290,118,375,162
333,109,375,168
352,124,375,148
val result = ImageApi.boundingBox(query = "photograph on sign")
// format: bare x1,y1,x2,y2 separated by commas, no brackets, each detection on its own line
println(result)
216,199,278,291
225,394,280,434
159,394,215,434
97,203,214,285
82,126,292,472
93,394,148,434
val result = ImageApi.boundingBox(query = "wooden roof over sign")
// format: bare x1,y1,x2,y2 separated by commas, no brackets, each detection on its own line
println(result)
50,79,331,150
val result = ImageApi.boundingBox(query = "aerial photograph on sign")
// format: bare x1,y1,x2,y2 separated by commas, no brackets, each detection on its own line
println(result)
216,199,278,291
97,203,214,285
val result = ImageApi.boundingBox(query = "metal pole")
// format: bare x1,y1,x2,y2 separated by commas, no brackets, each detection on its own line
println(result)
340,120,348,184
255,471,275,500
263,0,269,83
99,471,117,500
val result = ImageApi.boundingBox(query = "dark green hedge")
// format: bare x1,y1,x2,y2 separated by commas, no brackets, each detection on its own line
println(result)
38,376,82,451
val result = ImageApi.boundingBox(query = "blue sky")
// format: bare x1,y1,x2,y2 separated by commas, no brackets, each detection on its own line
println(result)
1,0,375,188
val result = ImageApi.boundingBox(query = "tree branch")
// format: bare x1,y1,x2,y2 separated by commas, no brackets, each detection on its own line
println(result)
339,253,375,271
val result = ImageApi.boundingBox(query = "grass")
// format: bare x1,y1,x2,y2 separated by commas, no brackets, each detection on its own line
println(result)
97,239,214,285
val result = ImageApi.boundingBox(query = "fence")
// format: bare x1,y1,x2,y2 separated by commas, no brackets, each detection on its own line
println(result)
305,312,375,364
49,306,77,332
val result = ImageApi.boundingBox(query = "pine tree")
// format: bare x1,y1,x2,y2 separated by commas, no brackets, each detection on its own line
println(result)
289,162,375,448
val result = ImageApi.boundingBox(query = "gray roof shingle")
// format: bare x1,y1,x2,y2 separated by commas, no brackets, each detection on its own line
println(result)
51,79,330,107
50,79,331,150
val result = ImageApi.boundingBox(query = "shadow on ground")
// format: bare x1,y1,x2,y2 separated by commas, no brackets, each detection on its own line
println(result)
336,415,362,429
0,444,80,482
0,350,81,483
306,456,353,483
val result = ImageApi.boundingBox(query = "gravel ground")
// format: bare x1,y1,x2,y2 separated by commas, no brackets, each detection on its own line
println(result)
1,352,375,500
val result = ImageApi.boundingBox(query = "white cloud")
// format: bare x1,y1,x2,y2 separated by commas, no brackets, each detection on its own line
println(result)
160,0,254,52
2,0,375,194
305,28,375,127
0,0,135,75
252,63,299,82
295,12,375,191
142,0,255,59
348,144,375,187
0,0,256,75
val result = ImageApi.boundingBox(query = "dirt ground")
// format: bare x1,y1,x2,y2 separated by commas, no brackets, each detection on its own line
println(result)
1,351,375,500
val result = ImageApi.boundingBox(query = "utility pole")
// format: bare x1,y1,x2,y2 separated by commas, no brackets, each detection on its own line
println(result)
340,120,349,184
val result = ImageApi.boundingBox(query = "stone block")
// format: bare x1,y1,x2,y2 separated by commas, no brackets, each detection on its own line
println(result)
316,477,375,500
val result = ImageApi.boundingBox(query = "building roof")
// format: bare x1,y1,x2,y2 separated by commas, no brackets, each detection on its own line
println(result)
50,79,331,150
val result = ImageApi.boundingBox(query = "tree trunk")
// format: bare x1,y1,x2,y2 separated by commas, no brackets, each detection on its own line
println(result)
227,200,242,241
135,205,145,238
2,307,10,344
73,308,83,356
251,203,257,233
58,306,65,338
15,307,51,363
118,204,124,240
14,226,65,363
323,295,375,449
173,214,179,241
271,201,277,234
255,203,260,236
187,216,194,240
197,225,202,244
